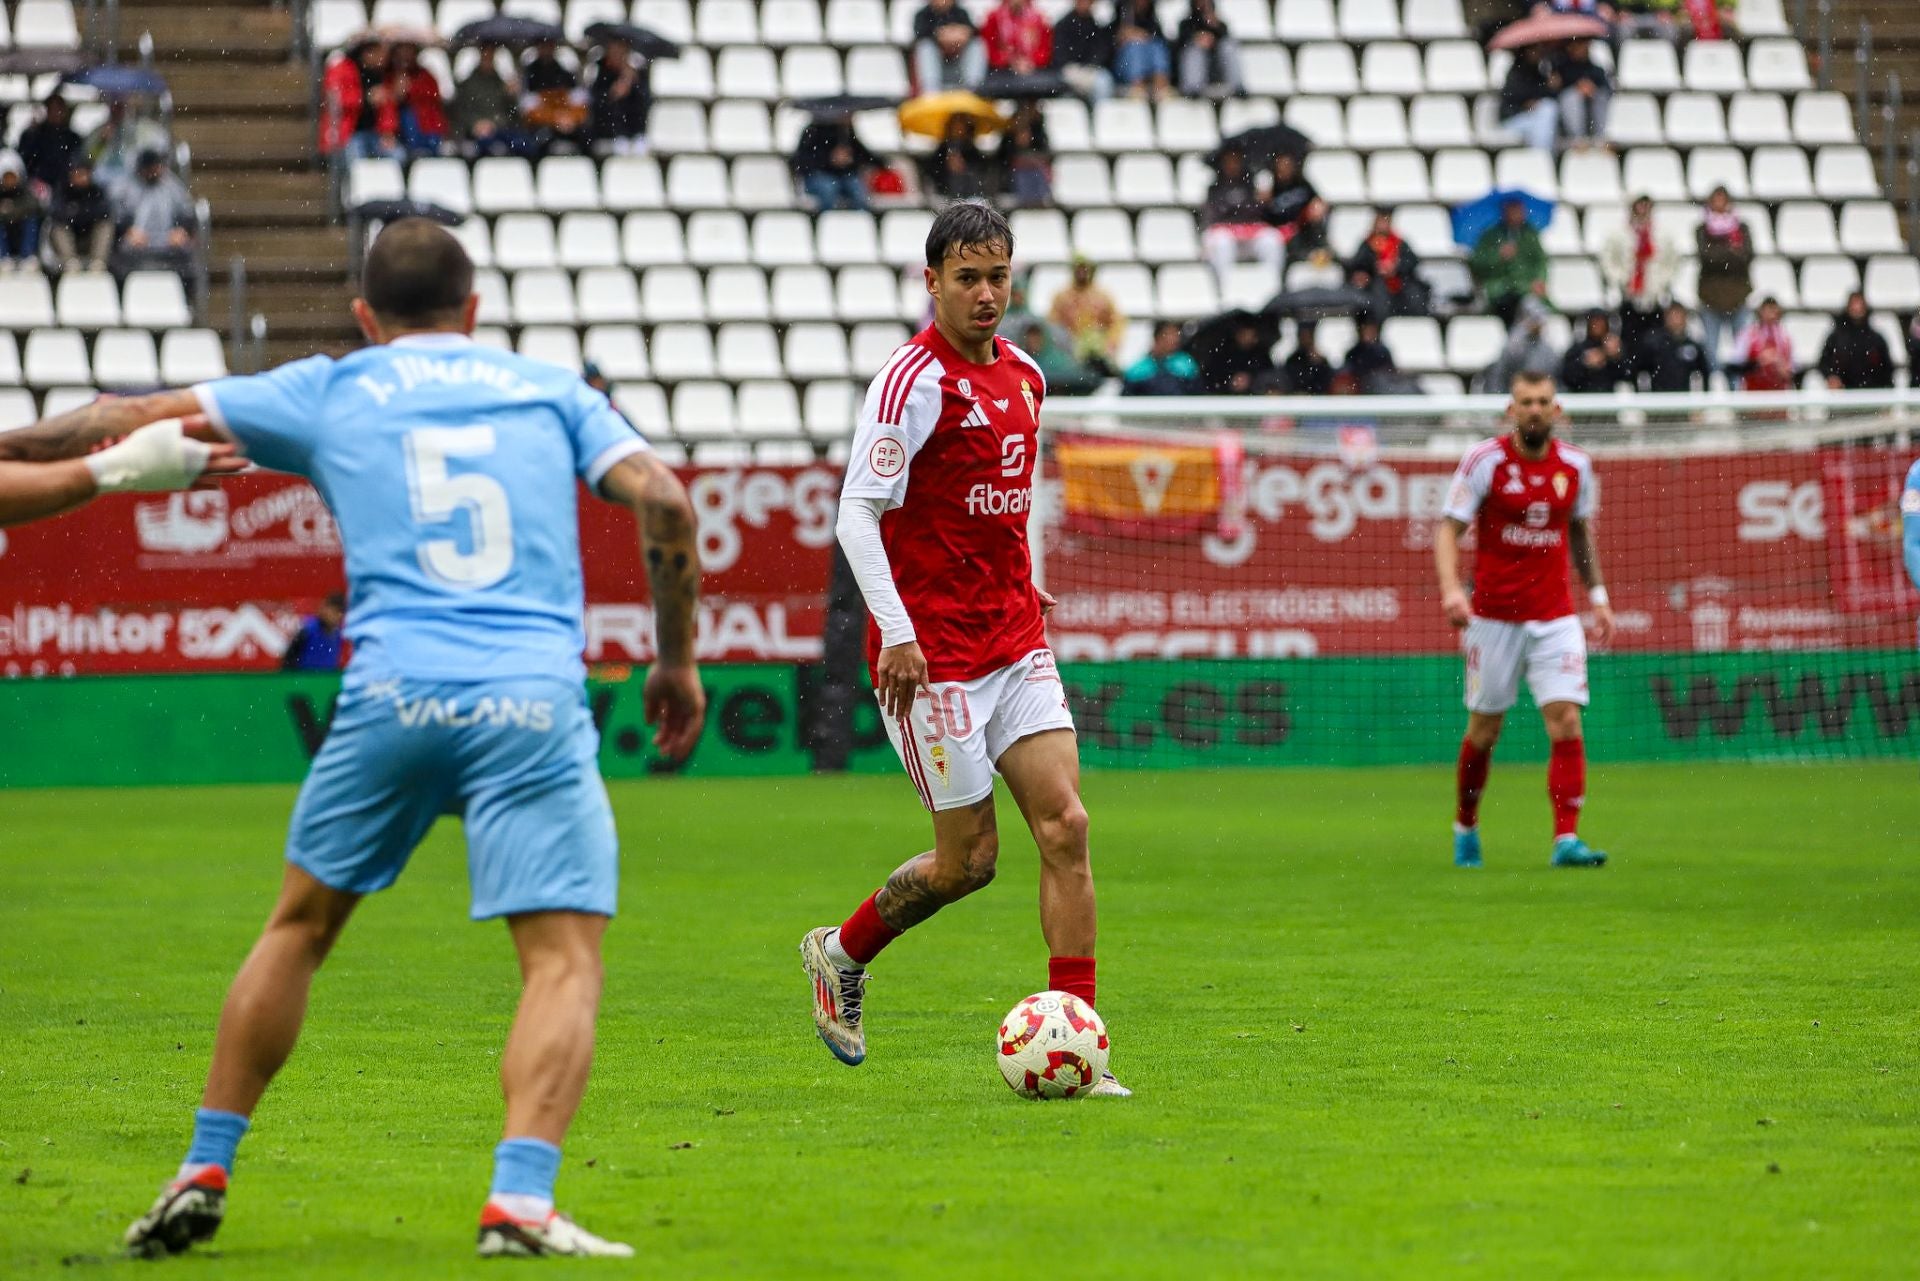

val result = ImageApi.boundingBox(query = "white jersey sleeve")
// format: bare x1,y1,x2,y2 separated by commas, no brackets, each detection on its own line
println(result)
1568,446,1598,520
1443,440,1501,524
841,345,946,509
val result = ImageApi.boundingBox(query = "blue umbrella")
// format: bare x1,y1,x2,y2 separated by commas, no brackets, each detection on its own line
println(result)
1451,188,1555,249
62,64,169,98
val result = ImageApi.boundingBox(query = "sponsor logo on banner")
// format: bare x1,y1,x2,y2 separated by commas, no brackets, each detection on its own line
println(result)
133,485,339,564
687,467,838,572
0,603,296,667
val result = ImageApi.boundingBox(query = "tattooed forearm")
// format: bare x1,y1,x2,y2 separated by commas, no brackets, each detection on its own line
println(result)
1569,519,1603,588
0,390,202,463
603,453,700,667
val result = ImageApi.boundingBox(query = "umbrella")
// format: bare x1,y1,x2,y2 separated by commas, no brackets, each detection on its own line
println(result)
581,21,682,59
898,90,1007,140
351,198,465,225
1183,307,1282,361
1213,122,1314,170
62,65,168,98
790,94,901,118
1487,12,1610,50
1451,188,1556,248
1262,286,1376,321
977,68,1068,100
451,15,565,47
0,49,88,76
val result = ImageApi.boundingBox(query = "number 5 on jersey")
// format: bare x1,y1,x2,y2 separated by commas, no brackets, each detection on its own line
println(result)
406,427,515,588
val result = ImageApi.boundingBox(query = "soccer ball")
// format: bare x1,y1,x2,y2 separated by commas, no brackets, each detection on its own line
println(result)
995,991,1109,1099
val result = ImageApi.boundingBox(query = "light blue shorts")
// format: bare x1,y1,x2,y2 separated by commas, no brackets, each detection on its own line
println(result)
286,675,618,920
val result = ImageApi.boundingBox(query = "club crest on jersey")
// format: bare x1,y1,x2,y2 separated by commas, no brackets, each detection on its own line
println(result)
1020,379,1037,423
1502,463,1526,494
1553,471,1570,499
928,743,950,784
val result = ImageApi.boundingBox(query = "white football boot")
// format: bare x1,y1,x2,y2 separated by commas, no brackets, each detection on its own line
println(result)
1088,1071,1133,1098
476,1202,635,1258
800,926,868,1065
125,1166,227,1257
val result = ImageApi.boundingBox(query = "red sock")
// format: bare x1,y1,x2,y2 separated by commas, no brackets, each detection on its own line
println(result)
1049,956,1096,1009
836,892,901,966
1455,740,1493,828
1548,738,1586,839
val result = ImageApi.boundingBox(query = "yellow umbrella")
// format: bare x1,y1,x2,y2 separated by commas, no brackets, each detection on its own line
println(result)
898,91,1008,141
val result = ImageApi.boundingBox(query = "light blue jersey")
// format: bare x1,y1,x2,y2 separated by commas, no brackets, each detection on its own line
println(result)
193,333,649,919
1904,460,1920,645
194,332,648,683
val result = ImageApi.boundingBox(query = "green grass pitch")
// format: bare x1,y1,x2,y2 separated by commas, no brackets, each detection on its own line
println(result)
3,763,1916,1279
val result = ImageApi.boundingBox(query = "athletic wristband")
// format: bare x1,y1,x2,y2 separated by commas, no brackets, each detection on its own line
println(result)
1589,586,1610,608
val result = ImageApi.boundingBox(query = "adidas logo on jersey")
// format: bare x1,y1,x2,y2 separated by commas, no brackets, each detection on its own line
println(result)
961,402,992,430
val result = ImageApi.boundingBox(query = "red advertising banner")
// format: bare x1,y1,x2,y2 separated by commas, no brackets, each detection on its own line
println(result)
0,451,1912,676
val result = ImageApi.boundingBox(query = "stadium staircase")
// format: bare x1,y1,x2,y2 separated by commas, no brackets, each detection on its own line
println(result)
120,0,358,364
1826,0,1920,202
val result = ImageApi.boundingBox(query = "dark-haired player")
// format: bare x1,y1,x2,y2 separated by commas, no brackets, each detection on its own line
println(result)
8,218,707,1257
799,201,1127,1097
1435,370,1613,870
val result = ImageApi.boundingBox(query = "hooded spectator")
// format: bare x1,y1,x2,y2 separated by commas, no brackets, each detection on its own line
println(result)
981,0,1053,75
793,116,879,211
113,148,197,271
1600,195,1678,371
588,36,651,154
1341,317,1419,394
50,159,112,271
1110,0,1172,101
1560,309,1630,393
1201,147,1281,292
1481,295,1560,391
1282,321,1335,395
1123,321,1200,394
912,0,987,92
1347,208,1430,319
930,115,989,199
1020,321,1105,395
18,95,83,195
1498,45,1559,152
450,44,531,156
385,42,448,156
88,100,171,193
1637,302,1710,393
1265,151,1327,261
1696,185,1754,372
1471,197,1549,326
1734,296,1793,391
0,157,44,268
1200,319,1278,393
1053,0,1115,101
1819,292,1895,390
1174,0,1242,99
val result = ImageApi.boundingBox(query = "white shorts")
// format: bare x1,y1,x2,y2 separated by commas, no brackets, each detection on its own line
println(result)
879,648,1076,812
1463,615,1589,714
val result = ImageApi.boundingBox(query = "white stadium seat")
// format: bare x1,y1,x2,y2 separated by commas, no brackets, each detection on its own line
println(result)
1276,0,1337,43
93,330,159,389
621,211,687,266
1839,202,1906,256
716,323,784,380
1359,42,1423,97
642,266,708,323
1798,255,1860,312
1748,38,1813,93
519,325,584,373
54,272,120,329
1864,257,1920,312
1617,40,1680,94
472,157,536,213
1727,93,1791,146
1347,96,1409,150
671,382,738,440
1791,92,1855,145
1775,202,1841,257
492,213,557,271
602,156,665,209
1663,92,1727,147
510,269,577,325
1423,41,1488,95
1814,147,1881,201
584,325,649,380
652,325,718,381
784,323,851,379
803,380,857,441
558,212,621,269
1294,43,1359,97
1748,144,1813,201
1113,154,1178,207
753,210,819,266
22,329,88,386
707,265,773,323
577,268,642,323
1683,40,1746,94
122,273,192,330
686,210,752,265
535,156,601,211
772,265,836,323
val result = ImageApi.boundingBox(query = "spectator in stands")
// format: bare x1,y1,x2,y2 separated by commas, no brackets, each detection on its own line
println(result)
1265,151,1328,263
1174,0,1242,100
931,116,989,200
1050,255,1127,374
450,44,532,157
521,40,591,152
982,0,1053,76
1001,272,1044,340
793,113,879,211
1498,45,1560,153
1471,197,1549,327
1613,0,1680,41
1531,0,1620,22
1201,146,1281,294
1124,321,1200,394
1111,0,1173,102
281,595,347,672
1560,309,1630,393
996,103,1052,207
1020,321,1105,395
1053,0,1115,102
18,95,82,197
1908,314,1920,388
1480,294,1559,391
1637,302,1710,393
1282,322,1335,395
1341,318,1419,395
49,160,112,273
1696,185,1754,373
112,149,196,275
1347,209,1430,320
0,158,44,270
1819,292,1896,391
386,42,448,157
319,37,397,163
1734,296,1794,392
1200,318,1278,393
1551,38,1611,151
1600,195,1678,375
88,101,171,194
912,0,988,92
587,36,651,155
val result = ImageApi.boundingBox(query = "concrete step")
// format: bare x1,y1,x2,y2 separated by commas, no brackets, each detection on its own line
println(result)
196,169,332,227
208,234,349,281
117,6,292,60
176,114,313,166
165,64,311,115
212,282,358,337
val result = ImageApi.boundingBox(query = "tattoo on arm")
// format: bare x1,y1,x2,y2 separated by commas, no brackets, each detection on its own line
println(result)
602,454,700,667
1569,519,1602,588
0,390,202,463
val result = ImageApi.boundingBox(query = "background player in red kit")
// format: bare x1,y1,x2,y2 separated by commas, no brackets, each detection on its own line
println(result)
799,202,1127,1097
1434,370,1614,869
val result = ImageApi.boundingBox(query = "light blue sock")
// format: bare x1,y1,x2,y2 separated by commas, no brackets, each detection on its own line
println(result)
183,1108,250,1174
490,1137,562,1201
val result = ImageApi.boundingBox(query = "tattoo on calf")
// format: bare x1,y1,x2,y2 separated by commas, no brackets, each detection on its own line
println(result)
875,858,946,931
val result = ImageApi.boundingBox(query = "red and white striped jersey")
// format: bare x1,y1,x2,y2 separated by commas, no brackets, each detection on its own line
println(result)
841,324,1049,682
1443,434,1598,623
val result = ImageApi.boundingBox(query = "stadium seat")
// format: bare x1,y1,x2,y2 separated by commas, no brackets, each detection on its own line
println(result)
667,155,731,208
562,0,625,41
1604,94,1664,148
1051,155,1113,209
686,211,751,266
510,269,577,325
1747,38,1813,93
1040,99,1093,151
816,210,878,266
1011,208,1070,264
1347,97,1410,150
672,382,739,440
621,211,687,266
780,46,844,98
1685,147,1748,200
1444,314,1505,374
641,265,707,322
768,265,834,323
1683,40,1746,94
1430,148,1492,204
22,329,88,386
1241,43,1295,97
1746,144,1812,201
850,322,910,377
651,325,718,381
1663,92,1727,147
1395,205,1457,259
696,0,759,44
710,102,775,157
737,380,804,437
534,156,600,211
1367,150,1430,204
13,0,82,47
1276,0,1337,42
610,382,670,439
1775,202,1841,257
1383,317,1444,373
1295,43,1359,96
1864,256,1920,312
0,334,22,387
518,325,584,373
1176,153,1214,205
1217,262,1276,311
492,213,558,271
707,265,773,323
1359,42,1423,97
501,0,560,22
557,212,620,269
1738,0,1790,36
1749,256,1800,309
840,264,910,323
1790,92,1855,145
649,101,709,153
370,0,429,27
1541,206,1582,256
825,0,885,44
1337,0,1399,40
1617,40,1680,93
1304,150,1366,203
1112,154,1177,207
583,325,649,380
0,386,36,428
1135,208,1200,265
576,268,642,323
1285,97,1345,149
407,157,472,215
1814,147,1881,201
1218,0,1274,41
752,210,818,265
1156,99,1219,152
1153,264,1217,321
1839,202,1906,256
1727,92,1791,146
1403,0,1466,39
652,47,715,99
1423,41,1488,95
731,155,794,210
473,270,509,324
784,323,851,379
1494,147,1557,200
1621,148,1686,202
717,323,784,380
1094,99,1156,153
92,330,159,389
1799,255,1861,312
54,272,119,329
803,379,856,441
1409,94,1474,150
438,0,494,39
472,157,536,213
1548,259,1605,313
1559,149,1622,208
1073,208,1137,263
602,156,665,209
1782,312,1830,366
844,46,910,99
310,0,368,50
348,157,404,206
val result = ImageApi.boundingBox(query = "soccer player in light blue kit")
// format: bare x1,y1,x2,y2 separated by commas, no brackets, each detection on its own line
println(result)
6,220,706,1259
1905,458,1920,642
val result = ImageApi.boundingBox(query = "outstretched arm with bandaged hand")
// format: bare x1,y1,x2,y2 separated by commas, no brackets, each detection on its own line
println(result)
0,417,245,527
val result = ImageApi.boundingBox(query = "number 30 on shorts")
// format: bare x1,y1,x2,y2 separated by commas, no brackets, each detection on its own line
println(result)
919,686,973,741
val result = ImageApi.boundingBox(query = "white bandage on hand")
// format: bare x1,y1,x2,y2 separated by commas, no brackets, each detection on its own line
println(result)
84,419,214,494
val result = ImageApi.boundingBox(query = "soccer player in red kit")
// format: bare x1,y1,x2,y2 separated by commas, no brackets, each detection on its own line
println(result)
799,201,1127,1097
1434,370,1614,869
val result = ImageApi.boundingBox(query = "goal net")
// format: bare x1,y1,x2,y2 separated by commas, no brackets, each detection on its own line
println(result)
1033,391,1920,769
